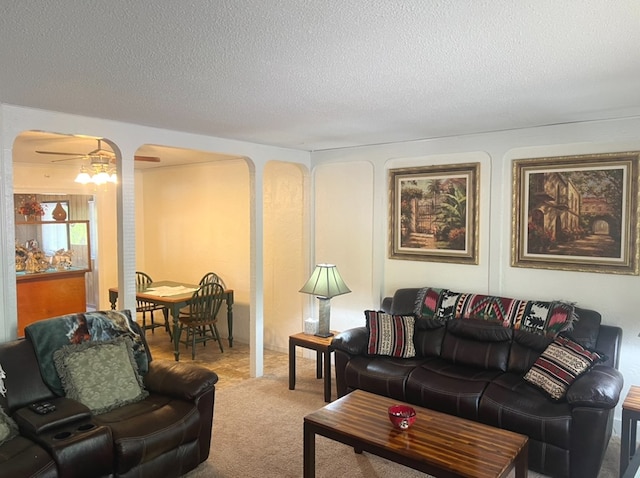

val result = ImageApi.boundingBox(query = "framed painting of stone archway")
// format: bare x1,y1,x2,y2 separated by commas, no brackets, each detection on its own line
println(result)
388,162,479,264
512,151,640,275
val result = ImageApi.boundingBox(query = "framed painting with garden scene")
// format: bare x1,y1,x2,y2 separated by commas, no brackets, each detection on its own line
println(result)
389,162,479,264
512,151,640,275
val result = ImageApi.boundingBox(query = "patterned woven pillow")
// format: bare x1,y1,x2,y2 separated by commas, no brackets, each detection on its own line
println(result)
414,287,446,319
435,290,463,321
523,336,604,400
434,290,576,338
365,310,416,358
516,301,576,337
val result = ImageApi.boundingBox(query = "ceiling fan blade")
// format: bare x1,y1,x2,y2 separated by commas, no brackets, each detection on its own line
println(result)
50,156,85,162
134,156,161,162
36,150,87,156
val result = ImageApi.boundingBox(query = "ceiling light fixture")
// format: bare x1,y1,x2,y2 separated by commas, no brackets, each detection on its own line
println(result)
74,155,117,185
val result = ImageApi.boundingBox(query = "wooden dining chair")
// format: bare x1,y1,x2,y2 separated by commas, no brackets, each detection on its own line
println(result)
177,282,225,359
198,271,226,289
179,271,227,317
135,271,167,334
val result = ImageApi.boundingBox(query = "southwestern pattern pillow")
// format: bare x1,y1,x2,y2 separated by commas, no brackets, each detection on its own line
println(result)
54,337,148,415
523,336,604,400
365,310,416,358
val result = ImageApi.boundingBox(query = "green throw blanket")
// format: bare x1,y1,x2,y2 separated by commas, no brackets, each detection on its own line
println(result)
25,310,148,396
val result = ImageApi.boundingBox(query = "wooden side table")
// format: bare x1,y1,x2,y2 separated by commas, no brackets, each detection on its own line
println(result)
621,385,640,477
289,332,336,402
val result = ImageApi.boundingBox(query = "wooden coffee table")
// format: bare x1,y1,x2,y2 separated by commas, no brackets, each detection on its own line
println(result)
303,389,529,478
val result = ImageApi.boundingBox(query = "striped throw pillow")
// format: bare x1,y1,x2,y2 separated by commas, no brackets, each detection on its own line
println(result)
365,310,416,358
523,336,603,400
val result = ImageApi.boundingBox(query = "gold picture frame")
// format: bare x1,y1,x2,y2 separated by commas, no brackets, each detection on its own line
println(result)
389,163,479,264
512,151,640,275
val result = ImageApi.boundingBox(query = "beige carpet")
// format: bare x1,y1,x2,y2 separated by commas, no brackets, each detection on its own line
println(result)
184,360,621,478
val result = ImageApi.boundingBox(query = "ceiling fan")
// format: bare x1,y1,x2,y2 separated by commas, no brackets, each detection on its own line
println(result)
36,139,161,163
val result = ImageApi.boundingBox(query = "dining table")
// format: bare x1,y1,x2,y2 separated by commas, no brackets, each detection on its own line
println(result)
108,280,234,361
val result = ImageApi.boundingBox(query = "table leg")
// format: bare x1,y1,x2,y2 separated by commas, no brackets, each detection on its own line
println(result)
289,340,296,391
109,291,117,310
515,441,528,478
621,410,632,477
226,293,234,348
172,304,181,361
303,422,315,478
323,349,331,402
316,350,322,379
162,308,171,339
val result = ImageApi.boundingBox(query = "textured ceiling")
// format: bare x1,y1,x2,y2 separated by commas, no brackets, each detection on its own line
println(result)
1,1,639,152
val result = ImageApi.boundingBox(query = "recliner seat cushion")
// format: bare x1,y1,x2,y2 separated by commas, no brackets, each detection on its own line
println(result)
479,373,572,450
0,435,57,478
405,358,503,420
344,356,429,400
93,393,201,474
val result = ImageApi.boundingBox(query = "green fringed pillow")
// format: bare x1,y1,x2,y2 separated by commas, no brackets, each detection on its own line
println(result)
54,337,148,415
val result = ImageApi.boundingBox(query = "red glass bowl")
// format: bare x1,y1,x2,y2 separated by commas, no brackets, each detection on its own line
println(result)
388,404,416,430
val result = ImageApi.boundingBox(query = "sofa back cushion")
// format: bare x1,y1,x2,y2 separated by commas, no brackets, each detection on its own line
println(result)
389,288,424,316
508,330,554,374
441,319,512,371
0,339,55,412
413,318,447,358
562,307,601,349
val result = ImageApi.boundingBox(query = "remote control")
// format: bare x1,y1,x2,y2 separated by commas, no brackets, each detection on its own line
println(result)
29,401,56,414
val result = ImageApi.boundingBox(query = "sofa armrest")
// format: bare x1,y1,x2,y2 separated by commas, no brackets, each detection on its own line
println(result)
331,327,368,356
566,365,623,409
13,397,91,435
144,360,219,401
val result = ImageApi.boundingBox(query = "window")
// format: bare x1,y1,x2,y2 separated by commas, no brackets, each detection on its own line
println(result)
41,201,69,253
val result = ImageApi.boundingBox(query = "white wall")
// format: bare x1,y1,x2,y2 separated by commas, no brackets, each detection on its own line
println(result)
137,159,251,343
263,161,308,352
313,161,376,331
311,116,640,434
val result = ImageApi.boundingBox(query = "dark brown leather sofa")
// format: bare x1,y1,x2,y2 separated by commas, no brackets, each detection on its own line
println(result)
332,288,624,478
0,311,218,478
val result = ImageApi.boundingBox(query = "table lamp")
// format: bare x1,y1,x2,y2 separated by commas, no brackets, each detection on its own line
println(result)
299,264,351,338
